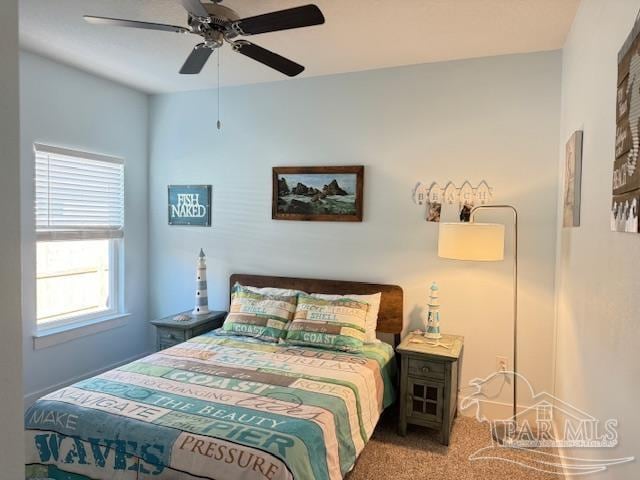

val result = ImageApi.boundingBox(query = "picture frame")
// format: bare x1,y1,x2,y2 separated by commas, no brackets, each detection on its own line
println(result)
272,166,364,222
168,185,212,226
614,14,640,232
563,130,583,228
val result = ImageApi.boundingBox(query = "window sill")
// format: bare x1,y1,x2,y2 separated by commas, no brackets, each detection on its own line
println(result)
33,312,131,350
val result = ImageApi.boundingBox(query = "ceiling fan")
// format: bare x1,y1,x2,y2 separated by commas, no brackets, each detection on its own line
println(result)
84,0,325,77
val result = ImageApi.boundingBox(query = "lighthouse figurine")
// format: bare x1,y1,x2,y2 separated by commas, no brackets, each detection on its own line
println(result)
424,282,442,339
192,249,210,316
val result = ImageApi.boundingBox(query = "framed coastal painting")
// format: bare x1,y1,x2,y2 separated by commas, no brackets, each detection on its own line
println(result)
272,166,364,221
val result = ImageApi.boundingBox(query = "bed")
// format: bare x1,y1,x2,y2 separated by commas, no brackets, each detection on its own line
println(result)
25,274,403,480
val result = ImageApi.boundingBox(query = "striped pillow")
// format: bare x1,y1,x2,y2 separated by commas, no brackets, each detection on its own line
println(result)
221,285,297,342
284,294,368,353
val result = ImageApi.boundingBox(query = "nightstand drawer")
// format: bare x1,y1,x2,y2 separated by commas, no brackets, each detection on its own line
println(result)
407,357,445,379
157,328,186,344
152,310,227,353
192,320,223,337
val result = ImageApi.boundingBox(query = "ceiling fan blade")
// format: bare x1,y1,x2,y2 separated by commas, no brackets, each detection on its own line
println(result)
179,0,210,18
83,15,189,33
233,41,304,77
180,44,213,74
231,4,324,36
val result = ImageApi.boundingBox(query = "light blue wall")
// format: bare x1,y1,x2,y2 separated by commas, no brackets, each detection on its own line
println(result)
20,51,150,403
554,0,640,474
149,51,562,407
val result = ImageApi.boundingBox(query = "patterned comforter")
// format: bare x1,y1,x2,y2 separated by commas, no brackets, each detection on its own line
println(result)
25,331,396,480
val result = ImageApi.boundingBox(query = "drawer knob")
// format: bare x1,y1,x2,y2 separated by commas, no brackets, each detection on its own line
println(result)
421,366,430,373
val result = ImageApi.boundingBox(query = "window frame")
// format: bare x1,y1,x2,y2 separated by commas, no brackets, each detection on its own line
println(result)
35,238,122,331
33,143,125,333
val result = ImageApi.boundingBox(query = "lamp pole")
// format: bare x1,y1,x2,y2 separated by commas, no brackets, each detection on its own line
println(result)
470,204,519,435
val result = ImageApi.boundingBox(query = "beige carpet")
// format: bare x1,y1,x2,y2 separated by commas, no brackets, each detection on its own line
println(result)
347,411,564,480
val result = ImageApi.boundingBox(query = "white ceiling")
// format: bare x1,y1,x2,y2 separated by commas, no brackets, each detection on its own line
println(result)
19,0,580,94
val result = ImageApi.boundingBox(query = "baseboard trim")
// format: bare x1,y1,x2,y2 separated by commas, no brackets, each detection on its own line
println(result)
24,350,152,408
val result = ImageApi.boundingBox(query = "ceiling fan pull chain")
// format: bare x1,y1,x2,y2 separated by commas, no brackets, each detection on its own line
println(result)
217,48,222,130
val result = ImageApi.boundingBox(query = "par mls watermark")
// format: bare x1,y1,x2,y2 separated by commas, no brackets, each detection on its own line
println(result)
460,371,634,476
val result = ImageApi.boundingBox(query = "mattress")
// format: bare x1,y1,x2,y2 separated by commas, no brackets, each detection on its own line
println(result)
25,331,396,480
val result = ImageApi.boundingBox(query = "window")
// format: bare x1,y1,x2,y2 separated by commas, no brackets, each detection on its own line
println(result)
34,144,124,329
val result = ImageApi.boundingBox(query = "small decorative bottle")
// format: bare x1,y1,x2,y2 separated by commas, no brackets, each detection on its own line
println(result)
192,248,210,316
424,282,442,339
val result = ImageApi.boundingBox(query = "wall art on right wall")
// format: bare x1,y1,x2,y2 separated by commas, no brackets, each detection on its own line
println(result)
563,130,583,228
611,190,639,233
614,14,640,232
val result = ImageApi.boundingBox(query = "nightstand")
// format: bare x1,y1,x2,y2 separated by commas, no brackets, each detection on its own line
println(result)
151,310,226,351
397,332,464,446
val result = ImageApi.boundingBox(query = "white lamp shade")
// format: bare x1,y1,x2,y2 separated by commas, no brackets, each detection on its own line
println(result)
438,222,505,261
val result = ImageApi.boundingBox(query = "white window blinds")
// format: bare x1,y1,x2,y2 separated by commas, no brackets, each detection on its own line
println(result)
35,144,124,241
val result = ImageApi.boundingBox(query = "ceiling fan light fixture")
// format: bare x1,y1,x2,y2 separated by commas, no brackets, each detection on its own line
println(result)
83,1,325,78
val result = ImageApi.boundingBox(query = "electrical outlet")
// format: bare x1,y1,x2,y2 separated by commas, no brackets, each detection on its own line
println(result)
496,356,508,372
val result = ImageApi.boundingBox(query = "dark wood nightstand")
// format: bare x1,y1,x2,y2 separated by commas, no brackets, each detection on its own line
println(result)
150,310,226,351
397,332,464,446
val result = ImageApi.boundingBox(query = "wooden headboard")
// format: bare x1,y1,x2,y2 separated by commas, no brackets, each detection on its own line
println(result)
230,274,403,338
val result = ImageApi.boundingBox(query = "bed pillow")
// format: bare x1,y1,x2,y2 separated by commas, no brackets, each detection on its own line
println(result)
221,285,298,342
284,294,368,352
311,292,382,344
237,282,306,297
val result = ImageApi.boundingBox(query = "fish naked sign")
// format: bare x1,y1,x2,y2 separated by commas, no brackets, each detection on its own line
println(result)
168,185,212,227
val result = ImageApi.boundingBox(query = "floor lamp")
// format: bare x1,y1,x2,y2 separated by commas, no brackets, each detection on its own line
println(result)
437,204,518,445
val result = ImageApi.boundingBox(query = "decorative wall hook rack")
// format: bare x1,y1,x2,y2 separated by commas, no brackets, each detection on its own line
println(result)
412,180,494,222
